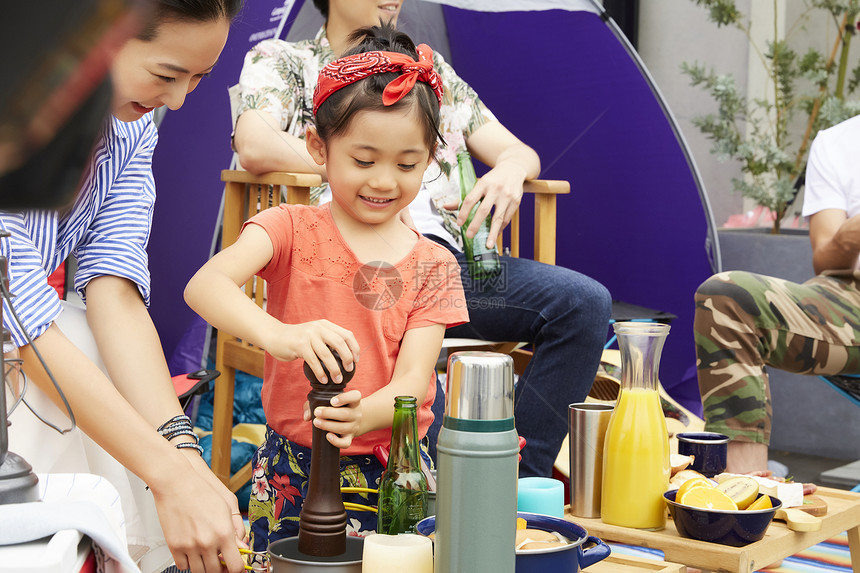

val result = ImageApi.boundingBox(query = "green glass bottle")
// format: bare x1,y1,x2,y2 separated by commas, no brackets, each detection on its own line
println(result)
377,396,428,534
458,151,501,280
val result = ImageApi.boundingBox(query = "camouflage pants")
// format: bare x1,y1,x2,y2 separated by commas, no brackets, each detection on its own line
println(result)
695,271,860,444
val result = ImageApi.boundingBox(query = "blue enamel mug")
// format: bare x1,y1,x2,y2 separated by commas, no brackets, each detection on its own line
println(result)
676,431,730,478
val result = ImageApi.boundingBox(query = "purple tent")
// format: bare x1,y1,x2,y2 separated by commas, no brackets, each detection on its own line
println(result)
149,0,719,414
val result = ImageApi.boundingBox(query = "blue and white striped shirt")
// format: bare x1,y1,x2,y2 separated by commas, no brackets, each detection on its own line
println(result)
0,114,158,347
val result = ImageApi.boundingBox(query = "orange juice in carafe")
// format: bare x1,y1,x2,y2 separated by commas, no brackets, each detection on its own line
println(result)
600,322,670,530
601,388,669,528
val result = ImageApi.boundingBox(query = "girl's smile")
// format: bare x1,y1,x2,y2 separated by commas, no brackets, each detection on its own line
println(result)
307,105,431,230
360,195,396,207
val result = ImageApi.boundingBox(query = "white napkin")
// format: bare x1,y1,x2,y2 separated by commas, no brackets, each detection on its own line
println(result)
0,498,141,573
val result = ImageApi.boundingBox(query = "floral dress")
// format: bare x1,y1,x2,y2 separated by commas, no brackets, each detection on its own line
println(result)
233,28,497,246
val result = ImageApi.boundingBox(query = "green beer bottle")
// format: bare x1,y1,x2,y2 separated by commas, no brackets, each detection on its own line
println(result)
458,151,501,280
377,396,428,534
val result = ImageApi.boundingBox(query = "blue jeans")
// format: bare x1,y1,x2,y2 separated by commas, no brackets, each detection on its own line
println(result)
427,243,612,477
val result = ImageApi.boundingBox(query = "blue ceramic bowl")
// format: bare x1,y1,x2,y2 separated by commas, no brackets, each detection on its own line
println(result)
664,490,782,547
416,512,610,573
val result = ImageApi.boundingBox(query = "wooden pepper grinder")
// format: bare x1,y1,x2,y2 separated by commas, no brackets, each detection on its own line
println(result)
298,352,355,557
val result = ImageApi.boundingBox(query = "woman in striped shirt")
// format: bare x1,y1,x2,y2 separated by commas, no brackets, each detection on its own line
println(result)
1,1,247,572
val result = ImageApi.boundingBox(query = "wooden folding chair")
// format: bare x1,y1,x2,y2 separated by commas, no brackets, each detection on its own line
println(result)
209,169,569,491
211,170,320,490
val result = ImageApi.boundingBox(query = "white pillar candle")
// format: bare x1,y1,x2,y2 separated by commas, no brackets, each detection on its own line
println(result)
361,533,433,573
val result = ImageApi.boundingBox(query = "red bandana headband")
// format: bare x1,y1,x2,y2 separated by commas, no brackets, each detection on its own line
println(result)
313,44,443,116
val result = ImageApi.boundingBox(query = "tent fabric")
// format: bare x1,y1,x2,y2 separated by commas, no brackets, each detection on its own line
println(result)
438,5,718,412
149,0,717,415
421,0,599,13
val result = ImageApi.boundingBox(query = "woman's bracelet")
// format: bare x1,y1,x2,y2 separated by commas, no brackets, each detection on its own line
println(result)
158,414,203,456
174,441,204,456
158,414,193,435
163,428,199,442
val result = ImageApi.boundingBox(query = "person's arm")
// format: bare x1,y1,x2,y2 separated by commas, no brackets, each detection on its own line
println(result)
83,275,246,529
802,123,860,274
320,323,444,439
313,243,466,446
803,120,860,274
85,275,189,424
231,39,324,177
184,223,360,381
233,109,325,177
445,121,541,248
808,208,860,274
18,323,245,573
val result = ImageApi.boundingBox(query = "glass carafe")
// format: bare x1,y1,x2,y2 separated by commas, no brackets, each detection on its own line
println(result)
601,322,670,529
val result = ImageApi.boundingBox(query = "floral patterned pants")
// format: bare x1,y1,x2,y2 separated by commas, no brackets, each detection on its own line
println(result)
247,425,431,561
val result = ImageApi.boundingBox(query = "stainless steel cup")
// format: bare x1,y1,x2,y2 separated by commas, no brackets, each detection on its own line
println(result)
568,402,614,518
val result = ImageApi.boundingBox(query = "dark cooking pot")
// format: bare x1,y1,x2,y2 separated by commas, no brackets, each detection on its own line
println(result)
266,537,364,573
416,512,611,572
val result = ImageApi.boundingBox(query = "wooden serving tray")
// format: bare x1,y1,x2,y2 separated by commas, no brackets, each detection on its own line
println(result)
586,553,686,572
569,486,860,573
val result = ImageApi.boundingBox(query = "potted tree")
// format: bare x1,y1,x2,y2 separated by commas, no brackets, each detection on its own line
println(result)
684,0,860,235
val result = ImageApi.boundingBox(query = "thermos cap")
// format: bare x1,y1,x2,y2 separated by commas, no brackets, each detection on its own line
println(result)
445,351,514,422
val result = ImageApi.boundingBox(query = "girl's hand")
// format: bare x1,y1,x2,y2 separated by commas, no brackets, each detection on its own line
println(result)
303,389,363,448
264,320,360,383
444,162,528,248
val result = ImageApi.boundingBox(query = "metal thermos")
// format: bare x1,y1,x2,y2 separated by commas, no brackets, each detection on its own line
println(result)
434,352,519,573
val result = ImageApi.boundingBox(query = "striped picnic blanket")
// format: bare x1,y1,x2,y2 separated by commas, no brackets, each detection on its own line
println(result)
609,532,852,572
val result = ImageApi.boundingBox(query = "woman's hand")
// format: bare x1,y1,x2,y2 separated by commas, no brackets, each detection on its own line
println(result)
149,459,245,573
263,320,360,383
182,449,247,540
444,162,528,249
303,389,363,448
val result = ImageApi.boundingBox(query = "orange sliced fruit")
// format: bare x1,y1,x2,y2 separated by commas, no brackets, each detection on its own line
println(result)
679,486,739,511
746,494,773,511
675,477,713,501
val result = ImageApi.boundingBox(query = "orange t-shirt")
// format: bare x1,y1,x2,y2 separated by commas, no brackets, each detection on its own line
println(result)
248,204,468,455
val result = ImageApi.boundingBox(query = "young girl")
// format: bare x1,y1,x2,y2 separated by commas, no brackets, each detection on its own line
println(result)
185,23,468,550
1,2,247,572
232,0,613,478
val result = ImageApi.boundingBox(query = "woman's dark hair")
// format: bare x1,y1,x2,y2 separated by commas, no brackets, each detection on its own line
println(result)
312,0,328,19
138,0,244,40
315,22,444,153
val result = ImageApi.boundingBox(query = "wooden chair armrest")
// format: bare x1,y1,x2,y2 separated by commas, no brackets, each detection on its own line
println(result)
513,179,569,265
221,169,322,188
523,179,570,195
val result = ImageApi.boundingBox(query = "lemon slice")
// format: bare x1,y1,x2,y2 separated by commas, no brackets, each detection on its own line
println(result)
746,494,773,511
679,486,739,511
675,476,713,500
